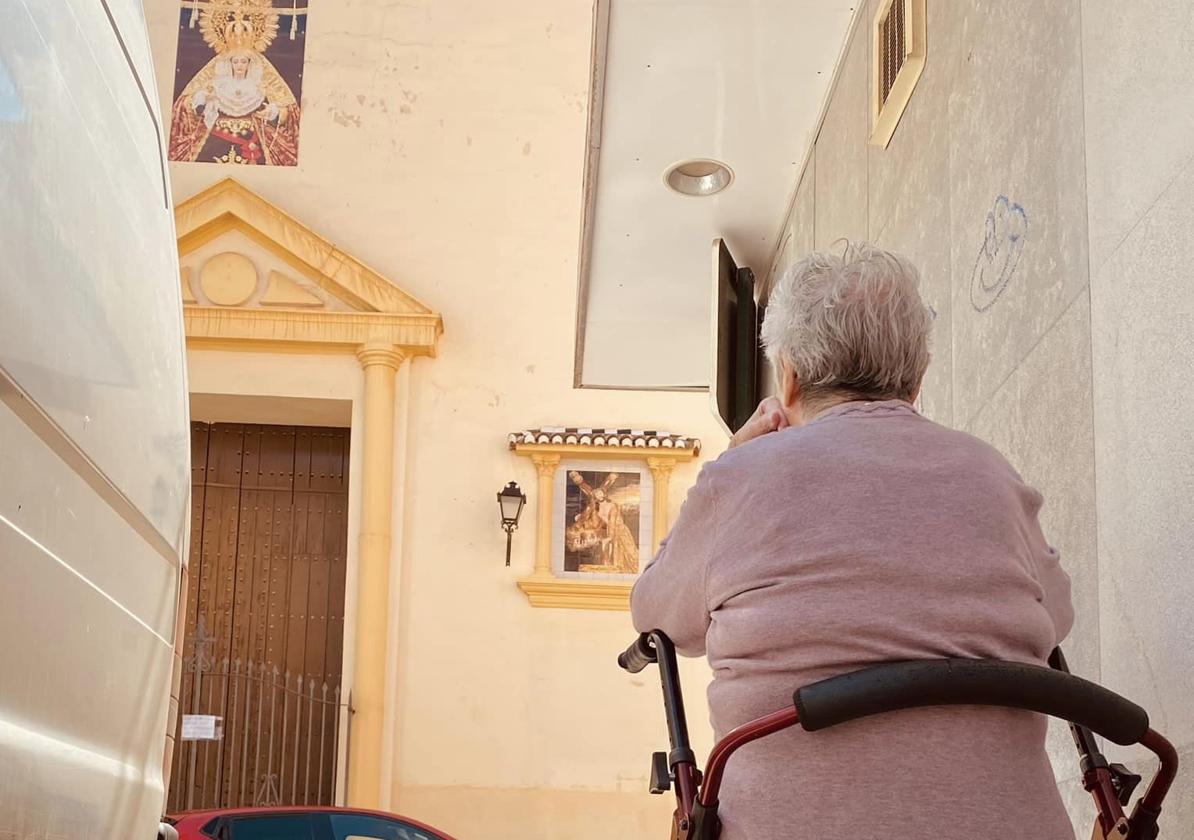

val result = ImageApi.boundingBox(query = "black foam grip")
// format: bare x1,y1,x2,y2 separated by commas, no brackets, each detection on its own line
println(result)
618,634,657,674
794,659,1150,746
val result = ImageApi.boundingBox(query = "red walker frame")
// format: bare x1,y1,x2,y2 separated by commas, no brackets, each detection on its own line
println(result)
619,632,1178,840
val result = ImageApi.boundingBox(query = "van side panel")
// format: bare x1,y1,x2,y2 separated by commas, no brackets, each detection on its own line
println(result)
0,400,178,836
0,1,189,837
0,0,189,552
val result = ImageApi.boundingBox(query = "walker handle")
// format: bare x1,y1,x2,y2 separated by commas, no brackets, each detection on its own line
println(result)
794,659,1150,746
618,633,657,674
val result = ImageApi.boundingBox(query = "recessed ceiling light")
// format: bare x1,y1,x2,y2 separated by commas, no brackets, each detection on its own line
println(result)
664,159,734,197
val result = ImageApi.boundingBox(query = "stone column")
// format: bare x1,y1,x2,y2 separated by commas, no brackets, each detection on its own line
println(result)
530,453,561,576
646,457,675,554
348,342,403,808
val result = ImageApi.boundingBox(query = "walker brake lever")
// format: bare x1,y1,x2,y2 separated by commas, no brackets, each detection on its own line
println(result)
649,751,671,794
1108,763,1141,806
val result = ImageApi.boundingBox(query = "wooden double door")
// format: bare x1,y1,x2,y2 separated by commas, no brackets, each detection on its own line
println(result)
169,422,351,811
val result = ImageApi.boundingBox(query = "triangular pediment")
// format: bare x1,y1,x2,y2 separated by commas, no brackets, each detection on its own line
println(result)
175,178,434,315
177,179,442,357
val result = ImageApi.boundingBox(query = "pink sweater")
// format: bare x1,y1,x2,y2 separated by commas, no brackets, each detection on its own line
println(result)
631,400,1076,840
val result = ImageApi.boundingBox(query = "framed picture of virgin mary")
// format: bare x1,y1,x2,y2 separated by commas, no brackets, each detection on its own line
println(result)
168,0,308,166
553,461,653,580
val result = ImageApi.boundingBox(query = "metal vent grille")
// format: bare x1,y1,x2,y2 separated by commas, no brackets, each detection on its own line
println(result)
870,0,925,147
879,0,906,106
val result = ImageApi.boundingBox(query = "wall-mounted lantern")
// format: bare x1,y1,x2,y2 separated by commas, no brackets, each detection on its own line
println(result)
496,481,527,566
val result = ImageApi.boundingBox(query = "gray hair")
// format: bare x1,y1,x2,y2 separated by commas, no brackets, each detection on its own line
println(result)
760,241,931,403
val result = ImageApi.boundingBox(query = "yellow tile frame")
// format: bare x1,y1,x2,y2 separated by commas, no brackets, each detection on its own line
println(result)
510,442,698,610
869,0,927,148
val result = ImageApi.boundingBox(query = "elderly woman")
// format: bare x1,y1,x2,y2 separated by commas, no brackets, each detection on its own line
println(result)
631,243,1075,839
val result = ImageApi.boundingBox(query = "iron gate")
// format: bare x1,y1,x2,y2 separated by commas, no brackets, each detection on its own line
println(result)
170,615,353,812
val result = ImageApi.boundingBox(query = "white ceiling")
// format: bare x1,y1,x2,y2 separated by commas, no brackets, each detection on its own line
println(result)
578,0,859,388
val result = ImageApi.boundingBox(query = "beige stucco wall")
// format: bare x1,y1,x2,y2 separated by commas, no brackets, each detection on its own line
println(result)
1082,0,1194,830
766,0,1193,834
147,2,726,836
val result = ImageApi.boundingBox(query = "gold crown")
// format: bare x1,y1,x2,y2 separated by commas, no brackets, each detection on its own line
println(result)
199,0,279,54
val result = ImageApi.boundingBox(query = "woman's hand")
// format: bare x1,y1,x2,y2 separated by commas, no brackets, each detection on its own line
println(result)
728,397,789,449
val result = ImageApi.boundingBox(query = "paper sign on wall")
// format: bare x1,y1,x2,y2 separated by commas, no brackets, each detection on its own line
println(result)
181,714,222,741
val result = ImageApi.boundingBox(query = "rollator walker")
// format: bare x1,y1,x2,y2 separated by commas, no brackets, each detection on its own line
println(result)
619,631,1179,840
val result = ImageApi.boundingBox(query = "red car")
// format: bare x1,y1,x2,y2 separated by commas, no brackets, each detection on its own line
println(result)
167,806,457,840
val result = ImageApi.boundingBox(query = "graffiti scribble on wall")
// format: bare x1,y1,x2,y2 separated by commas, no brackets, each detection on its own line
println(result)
168,0,309,166
970,195,1028,313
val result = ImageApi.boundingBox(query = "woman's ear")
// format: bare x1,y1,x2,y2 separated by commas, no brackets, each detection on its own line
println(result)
779,358,801,409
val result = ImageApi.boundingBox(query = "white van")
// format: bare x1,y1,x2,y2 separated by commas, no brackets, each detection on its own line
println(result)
0,2,188,838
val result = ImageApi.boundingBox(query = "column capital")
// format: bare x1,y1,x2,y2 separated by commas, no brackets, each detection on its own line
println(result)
645,456,676,477
530,453,561,477
356,342,405,371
